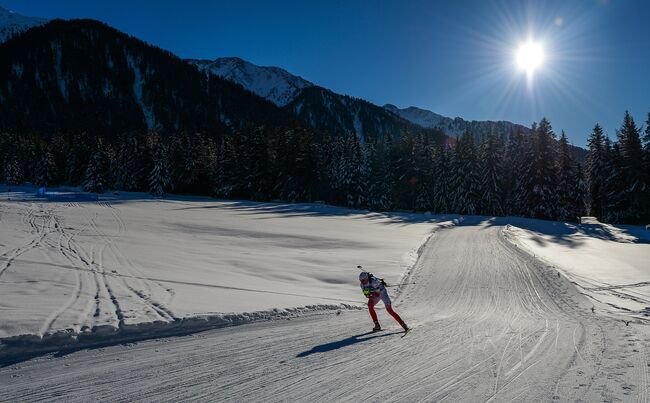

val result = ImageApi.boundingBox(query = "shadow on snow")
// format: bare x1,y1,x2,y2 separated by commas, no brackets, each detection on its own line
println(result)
296,330,402,358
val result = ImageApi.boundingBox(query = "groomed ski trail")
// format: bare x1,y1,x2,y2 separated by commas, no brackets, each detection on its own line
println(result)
1,219,648,402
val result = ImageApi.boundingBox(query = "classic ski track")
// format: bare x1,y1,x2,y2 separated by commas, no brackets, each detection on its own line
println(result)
100,202,177,320
88,202,175,323
39,206,98,335
0,204,53,278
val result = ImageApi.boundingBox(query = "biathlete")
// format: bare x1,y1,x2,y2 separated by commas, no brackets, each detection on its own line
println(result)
359,271,408,332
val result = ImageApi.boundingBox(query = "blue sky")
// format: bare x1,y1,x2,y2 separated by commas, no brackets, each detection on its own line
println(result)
5,0,650,147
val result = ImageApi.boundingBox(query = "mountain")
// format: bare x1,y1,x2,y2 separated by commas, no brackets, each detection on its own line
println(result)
0,5,47,43
0,19,288,136
286,86,447,143
189,57,446,143
384,104,531,142
385,104,587,161
188,57,313,107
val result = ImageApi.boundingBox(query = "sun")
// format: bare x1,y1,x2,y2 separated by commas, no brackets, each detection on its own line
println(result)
516,41,545,74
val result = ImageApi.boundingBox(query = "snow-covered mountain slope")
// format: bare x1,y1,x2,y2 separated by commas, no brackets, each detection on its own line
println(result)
385,103,531,141
0,6,47,43
188,57,313,106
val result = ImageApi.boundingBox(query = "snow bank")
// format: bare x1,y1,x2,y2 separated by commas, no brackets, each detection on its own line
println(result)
0,185,448,357
502,216,650,319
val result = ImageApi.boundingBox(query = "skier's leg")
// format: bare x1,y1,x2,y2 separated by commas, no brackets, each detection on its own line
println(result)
381,290,407,328
367,296,379,322
385,305,405,324
368,296,382,330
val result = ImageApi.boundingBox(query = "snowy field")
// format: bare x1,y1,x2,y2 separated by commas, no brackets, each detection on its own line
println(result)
4,214,650,401
504,217,650,319
0,185,449,353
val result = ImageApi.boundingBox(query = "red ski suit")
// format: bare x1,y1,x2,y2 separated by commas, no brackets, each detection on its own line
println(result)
361,276,405,325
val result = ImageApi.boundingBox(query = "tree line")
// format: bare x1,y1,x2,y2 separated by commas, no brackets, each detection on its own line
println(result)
1,111,649,224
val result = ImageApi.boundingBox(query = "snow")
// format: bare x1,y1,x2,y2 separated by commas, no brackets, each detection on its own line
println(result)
189,57,313,106
384,103,529,139
0,185,444,354
51,41,67,100
126,53,155,129
3,215,650,401
352,110,364,142
503,216,650,318
0,6,47,43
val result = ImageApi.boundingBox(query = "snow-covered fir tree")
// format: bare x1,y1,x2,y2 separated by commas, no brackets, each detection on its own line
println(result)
503,129,529,216
240,127,271,200
450,131,480,215
478,133,504,216
524,118,558,220
35,150,58,187
84,140,109,193
113,136,142,191
215,134,238,198
149,144,169,197
614,111,645,222
342,133,368,208
366,140,394,211
3,155,22,185
430,145,451,214
413,134,435,212
603,137,625,222
556,131,581,222
389,131,419,211
644,113,650,220
586,124,607,218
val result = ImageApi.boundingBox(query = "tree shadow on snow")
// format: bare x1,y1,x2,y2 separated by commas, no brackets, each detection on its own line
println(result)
462,215,649,248
296,331,401,358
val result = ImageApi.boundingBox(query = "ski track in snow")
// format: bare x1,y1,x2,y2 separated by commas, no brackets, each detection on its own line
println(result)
0,201,177,338
2,219,650,401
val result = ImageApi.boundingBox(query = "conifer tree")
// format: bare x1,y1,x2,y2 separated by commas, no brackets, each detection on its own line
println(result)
148,144,169,197
430,145,451,214
413,134,435,212
366,140,393,211
3,155,22,185
239,127,270,200
215,134,238,197
84,139,109,193
35,150,58,187
586,124,607,218
503,129,528,216
615,111,644,222
341,133,368,208
524,118,558,220
556,131,581,222
603,137,625,222
450,131,480,215
478,133,504,216
643,112,650,220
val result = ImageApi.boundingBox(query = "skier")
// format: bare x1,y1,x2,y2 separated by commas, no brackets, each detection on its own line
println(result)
359,271,408,333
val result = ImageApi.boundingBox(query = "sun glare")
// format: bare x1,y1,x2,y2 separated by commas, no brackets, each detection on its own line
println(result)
516,41,545,74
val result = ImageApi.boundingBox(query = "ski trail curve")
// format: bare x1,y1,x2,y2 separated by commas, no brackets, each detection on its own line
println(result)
2,220,649,402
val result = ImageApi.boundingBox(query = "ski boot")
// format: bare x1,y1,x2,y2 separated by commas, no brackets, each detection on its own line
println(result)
400,321,409,332
372,320,382,332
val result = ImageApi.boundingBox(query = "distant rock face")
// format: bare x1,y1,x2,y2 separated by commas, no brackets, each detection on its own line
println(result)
0,6,47,43
188,57,313,107
384,104,531,141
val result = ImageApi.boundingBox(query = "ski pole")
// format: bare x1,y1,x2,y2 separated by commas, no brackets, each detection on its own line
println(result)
385,282,417,287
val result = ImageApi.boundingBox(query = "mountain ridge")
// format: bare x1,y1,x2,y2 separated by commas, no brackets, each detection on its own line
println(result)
188,57,313,107
0,5,47,43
